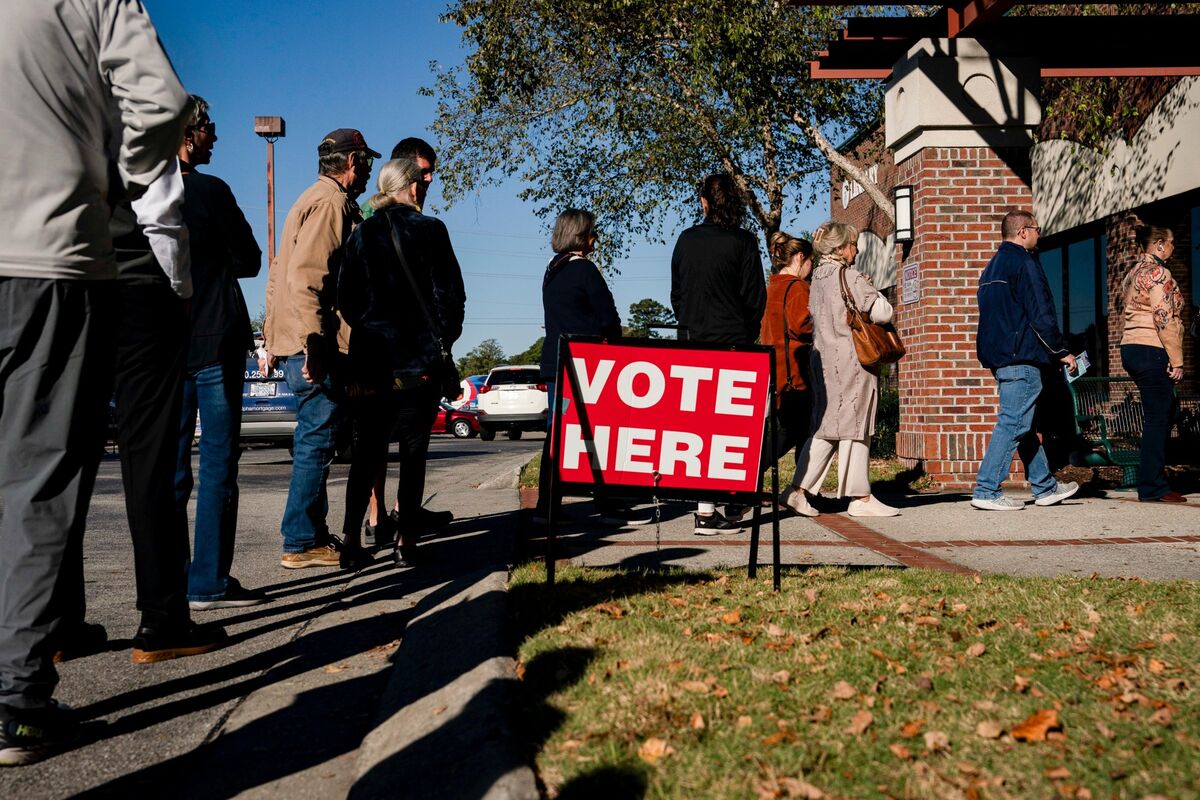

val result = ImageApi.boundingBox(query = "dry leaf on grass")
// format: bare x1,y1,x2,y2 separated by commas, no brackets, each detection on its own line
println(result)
778,777,825,799
1095,721,1115,740
690,713,705,730
680,680,711,694
915,616,941,628
722,609,743,625
767,623,787,637
1148,659,1167,674
1011,709,1061,742
923,731,950,753
831,681,857,700
846,710,874,736
965,642,987,658
804,588,818,604
323,664,349,674
900,719,925,738
889,744,912,760
1044,766,1070,779
975,720,1004,739
594,602,625,618
1013,675,1031,693
737,715,753,729
1149,707,1174,726
772,670,791,685
638,737,674,764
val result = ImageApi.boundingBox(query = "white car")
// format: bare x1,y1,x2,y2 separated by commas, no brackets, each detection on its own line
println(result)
476,365,548,440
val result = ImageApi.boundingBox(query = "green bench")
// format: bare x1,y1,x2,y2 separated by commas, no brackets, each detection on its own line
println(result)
1067,375,1198,488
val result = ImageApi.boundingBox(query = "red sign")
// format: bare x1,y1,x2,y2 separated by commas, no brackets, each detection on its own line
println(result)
554,341,772,495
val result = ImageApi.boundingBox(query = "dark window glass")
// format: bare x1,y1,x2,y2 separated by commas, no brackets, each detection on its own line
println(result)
1192,206,1200,307
1067,239,1097,337
1040,247,1064,325
487,368,540,386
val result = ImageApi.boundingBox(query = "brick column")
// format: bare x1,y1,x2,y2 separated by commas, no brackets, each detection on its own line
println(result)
893,148,1034,488
885,39,1042,489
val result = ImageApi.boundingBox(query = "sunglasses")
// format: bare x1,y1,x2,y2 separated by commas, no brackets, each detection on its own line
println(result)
192,121,216,136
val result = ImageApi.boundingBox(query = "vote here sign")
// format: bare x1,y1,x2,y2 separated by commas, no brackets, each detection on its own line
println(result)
554,340,772,496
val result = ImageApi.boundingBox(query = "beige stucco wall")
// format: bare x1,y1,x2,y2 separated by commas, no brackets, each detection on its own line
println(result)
1033,77,1200,236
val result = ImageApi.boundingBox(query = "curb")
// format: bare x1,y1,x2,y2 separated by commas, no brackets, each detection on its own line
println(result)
350,567,538,800
477,453,537,490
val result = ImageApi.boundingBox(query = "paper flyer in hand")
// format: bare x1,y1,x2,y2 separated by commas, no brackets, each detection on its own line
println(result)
1064,350,1090,383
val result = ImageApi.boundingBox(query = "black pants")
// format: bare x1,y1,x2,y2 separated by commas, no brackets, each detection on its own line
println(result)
113,282,191,628
343,383,440,539
1121,343,1176,500
762,389,813,475
0,278,114,708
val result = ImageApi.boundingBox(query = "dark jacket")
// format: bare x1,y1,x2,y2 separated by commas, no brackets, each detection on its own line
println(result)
338,204,465,385
181,165,261,370
540,253,623,379
670,222,765,345
976,240,1068,370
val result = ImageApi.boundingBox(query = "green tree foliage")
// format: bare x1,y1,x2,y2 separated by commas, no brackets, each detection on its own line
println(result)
429,0,885,258
624,298,675,338
456,337,507,377
512,336,544,366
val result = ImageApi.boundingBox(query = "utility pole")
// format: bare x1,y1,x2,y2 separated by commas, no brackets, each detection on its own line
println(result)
254,116,286,266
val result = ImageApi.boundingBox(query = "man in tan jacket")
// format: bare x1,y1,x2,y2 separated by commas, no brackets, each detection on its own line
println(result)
264,129,379,569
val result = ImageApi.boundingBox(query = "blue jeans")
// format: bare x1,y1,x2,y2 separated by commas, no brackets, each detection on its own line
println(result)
973,364,1058,500
176,360,243,600
280,356,344,552
1121,344,1175,500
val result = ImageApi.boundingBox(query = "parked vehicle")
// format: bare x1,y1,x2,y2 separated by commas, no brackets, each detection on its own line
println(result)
431,401,481,438
457,374,488,410
476,365,547,440
241,356,297,449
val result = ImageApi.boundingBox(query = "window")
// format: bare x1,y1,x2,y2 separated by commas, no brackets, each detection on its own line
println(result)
1038,229,1107,374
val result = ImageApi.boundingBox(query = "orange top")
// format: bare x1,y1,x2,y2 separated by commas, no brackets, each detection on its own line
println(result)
1120,253,1184,367
760,273,813,400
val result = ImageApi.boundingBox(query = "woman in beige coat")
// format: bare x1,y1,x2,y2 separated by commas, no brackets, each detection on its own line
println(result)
780,221,899,517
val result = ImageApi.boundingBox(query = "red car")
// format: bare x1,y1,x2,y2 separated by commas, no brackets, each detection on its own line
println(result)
431,401,481,438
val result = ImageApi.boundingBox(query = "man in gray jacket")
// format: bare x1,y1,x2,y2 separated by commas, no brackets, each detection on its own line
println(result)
0,0,189,766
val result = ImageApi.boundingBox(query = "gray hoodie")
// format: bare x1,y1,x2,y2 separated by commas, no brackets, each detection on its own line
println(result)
0,0,189,280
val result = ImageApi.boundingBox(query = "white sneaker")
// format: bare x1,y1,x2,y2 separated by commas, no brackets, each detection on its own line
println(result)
970,495,1025,511
847,496,900,517
1034,481,1079,507
778,485,818,517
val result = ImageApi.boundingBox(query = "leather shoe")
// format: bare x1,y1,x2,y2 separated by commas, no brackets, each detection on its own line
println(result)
53,622,108,664
131,620,227,664
339,543,374,571
1141,491,1188,503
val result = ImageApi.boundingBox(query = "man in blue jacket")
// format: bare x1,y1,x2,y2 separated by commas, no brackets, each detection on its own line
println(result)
972,210,1079,511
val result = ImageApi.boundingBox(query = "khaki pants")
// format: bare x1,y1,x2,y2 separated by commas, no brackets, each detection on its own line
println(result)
795,437,871,498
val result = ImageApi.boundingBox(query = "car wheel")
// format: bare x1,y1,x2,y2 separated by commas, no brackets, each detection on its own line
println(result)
480,428,496,441
452,419,473,438
506,429,523,440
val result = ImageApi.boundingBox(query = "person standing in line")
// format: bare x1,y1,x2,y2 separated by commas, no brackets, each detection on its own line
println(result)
338,158,466,568
780,222,900,518
174,96,270,608
1119,220,1188,503
533,208,628,526
970,210,1079,511
0,0,190,765
670,173,766,535
264,129,379,569
759,232,815,473
361,137,453,547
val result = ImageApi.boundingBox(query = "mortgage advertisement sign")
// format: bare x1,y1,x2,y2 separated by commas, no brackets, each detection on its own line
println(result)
553,339,772,497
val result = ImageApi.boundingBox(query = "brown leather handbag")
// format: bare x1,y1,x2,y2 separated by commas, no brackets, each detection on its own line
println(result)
839,266,905,367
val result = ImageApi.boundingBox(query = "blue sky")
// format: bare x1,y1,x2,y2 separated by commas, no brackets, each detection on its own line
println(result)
143,0,829,358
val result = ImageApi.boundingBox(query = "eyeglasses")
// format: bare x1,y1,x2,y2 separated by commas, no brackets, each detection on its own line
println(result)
1022,225,1040,233
192,121,216,136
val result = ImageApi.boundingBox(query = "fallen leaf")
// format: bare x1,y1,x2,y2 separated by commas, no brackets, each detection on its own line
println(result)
690,712,705,730
915,616,941,628
809,706,832,723
957,761,980,776
897,601,915,614
1013,675,1031,693
952,603,968,613
515,661,526,680
615,659,630,671
975,720,1003,739
924,730,950,752
767,623,787,637
763,730,798,746
778,777,825,799
560,739,582,750
722,609,742,625
323,664,348,674
771,670,791,685
805,588,818,604
736,715,753,729
846,710,874,736
1149,707,1174,727
966,643,987,658
713,685,729,698
1133,640,1157,650
1011,709,1060,742
889,744,912,760
594,602,625,618
431,705,448,715
831,681,857,700
638,737,674,764
1095,721,1115,740
1161,632,1178,643
900,720,925,738
1044,766,1070,780
680,680,710,694
1148,659,1166,674
1086,609,1102,624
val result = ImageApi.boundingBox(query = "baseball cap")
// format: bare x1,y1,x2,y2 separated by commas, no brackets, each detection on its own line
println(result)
318,128,382,158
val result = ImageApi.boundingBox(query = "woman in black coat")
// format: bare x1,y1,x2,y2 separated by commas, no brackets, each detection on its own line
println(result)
337,158,466,568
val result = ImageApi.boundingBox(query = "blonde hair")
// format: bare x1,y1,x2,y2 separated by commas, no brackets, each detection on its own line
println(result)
811,221,858,256
368,158,423,211
768,231,813,274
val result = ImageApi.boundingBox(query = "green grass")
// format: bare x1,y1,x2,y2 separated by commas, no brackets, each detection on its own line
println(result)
509,565,1200,799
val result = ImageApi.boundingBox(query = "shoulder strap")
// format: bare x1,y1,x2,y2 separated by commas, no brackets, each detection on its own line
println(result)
780,279,796,388
838,266,858,316
387,214,447,351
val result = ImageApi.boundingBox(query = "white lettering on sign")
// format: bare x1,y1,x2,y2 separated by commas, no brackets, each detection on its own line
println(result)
658,430,705,477
615,427,656,472
571,358,615,404
562,423,610,470
708,435,749,481
616,362,666,409
713,370,757,416
840,163,880,209
669,365,713,412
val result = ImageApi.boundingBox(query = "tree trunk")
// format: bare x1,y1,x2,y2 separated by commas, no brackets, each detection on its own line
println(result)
795,112,895,225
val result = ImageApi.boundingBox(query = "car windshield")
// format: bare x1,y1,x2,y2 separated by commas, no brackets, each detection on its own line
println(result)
487,369,539,386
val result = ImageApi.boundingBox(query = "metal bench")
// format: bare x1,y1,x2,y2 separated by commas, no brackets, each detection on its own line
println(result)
1067,376,1198,488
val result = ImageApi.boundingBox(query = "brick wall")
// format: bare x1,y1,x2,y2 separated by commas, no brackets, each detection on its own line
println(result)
892,146,1035,489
